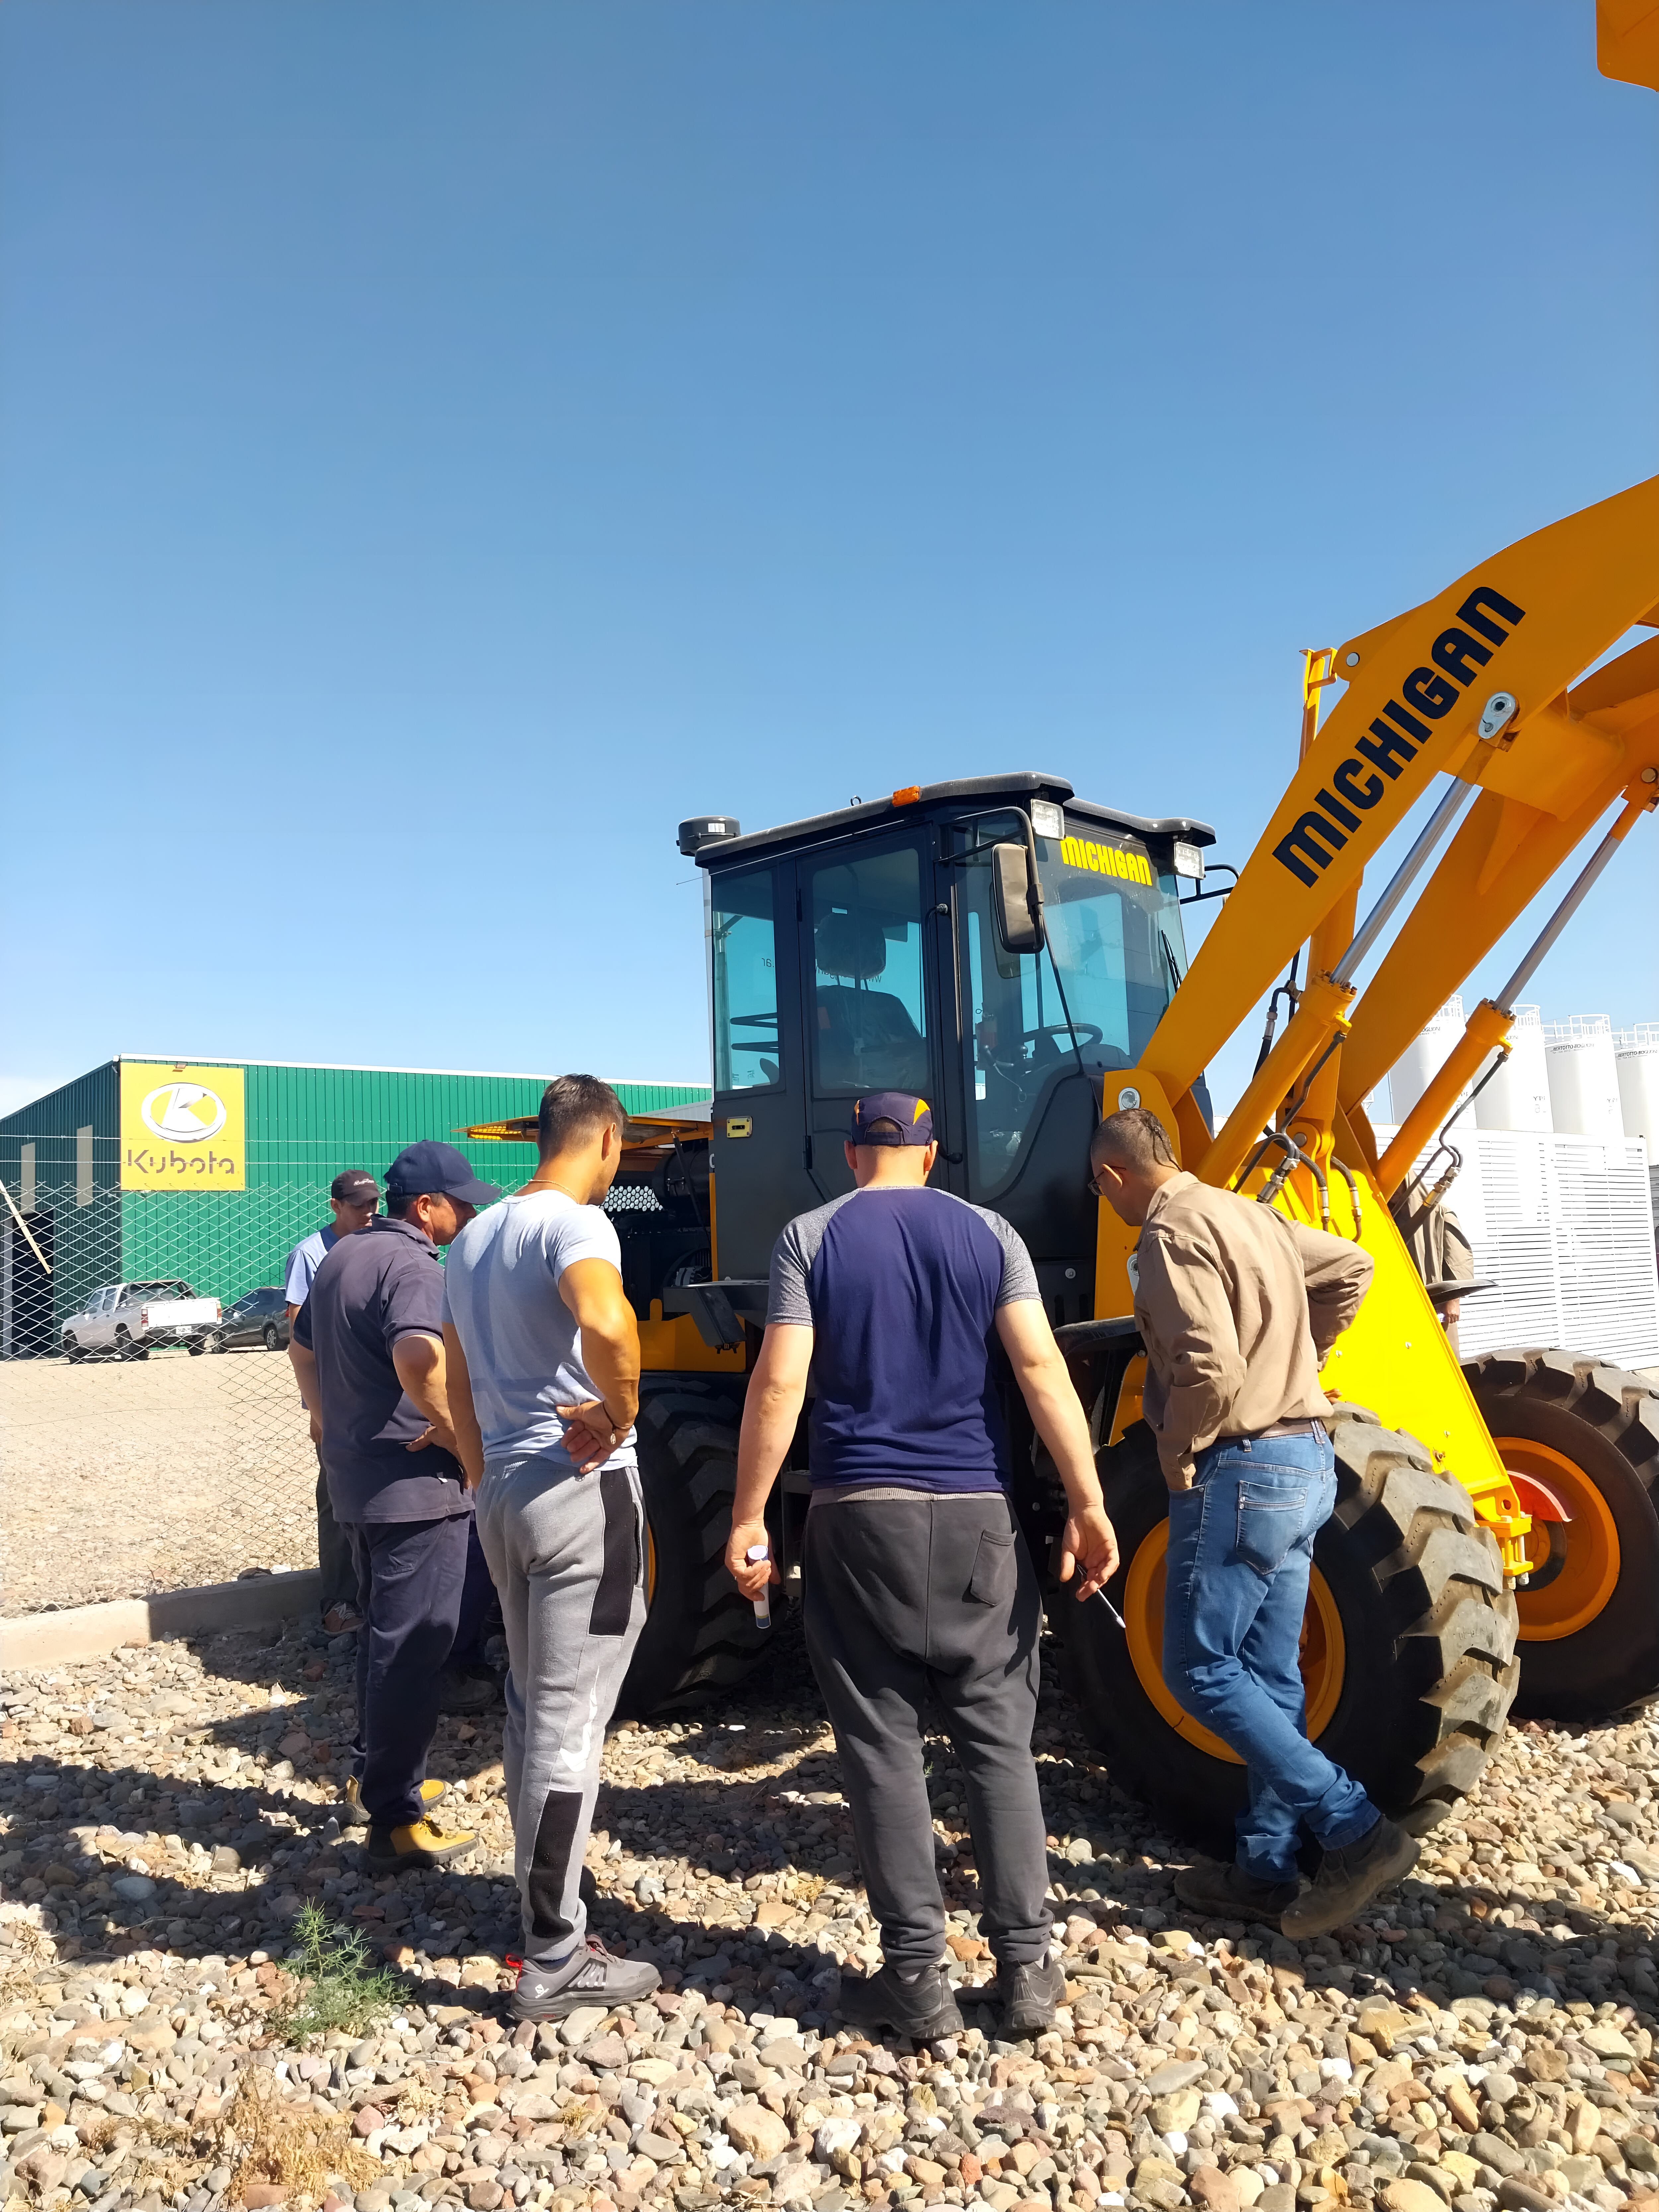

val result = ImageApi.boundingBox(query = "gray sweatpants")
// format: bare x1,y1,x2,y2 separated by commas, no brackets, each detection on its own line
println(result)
802,1485,1051,1973
474,1451,646,1968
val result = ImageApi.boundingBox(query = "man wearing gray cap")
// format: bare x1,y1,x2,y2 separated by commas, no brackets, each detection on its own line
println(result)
285,1168,382,1635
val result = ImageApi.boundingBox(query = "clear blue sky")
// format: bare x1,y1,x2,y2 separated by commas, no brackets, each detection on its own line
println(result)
3,1,1654,1120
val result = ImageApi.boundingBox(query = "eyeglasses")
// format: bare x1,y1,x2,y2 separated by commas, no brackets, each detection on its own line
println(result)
1083,1168,1109,1198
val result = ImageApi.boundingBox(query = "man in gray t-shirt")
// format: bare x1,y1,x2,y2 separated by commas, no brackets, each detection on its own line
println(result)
444,1075,660,2024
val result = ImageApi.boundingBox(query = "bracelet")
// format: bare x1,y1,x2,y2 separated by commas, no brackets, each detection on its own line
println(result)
602,1404,633,1438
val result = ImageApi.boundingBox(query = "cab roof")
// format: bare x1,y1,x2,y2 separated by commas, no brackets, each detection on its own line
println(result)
693,772,1216,871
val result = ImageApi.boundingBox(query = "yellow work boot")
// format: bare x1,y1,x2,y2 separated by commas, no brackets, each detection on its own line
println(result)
365,1817,477,1873
341,1774,447,1826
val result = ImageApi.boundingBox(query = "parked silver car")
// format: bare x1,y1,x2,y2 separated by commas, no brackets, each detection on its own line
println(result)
61,1281,222,1362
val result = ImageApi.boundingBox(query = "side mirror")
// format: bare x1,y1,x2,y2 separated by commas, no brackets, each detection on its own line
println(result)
990,841,1044,956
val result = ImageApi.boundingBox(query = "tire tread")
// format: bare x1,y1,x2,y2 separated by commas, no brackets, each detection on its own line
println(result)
1464,1346,1659,1718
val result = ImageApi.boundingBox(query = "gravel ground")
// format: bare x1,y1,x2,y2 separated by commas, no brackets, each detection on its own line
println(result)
1,1355,315,1615
3,1610,1659,2212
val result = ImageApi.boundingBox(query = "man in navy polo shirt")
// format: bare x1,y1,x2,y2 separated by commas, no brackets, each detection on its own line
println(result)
727,1093,1119,2041
291,1141,498,1874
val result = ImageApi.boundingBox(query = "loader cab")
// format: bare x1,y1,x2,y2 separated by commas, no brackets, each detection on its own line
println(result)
685,773,1214,1324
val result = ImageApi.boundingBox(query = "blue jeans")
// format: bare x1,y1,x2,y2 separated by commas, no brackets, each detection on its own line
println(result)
1163,1429,1378,1885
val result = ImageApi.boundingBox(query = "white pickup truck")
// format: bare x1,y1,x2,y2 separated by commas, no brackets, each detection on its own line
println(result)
61,1281,223,1362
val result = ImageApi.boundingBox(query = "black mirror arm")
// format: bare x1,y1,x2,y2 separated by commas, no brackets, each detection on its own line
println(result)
1179,864,1239,906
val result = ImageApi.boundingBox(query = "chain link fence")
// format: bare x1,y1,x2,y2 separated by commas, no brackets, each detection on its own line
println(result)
1,1142,548,1616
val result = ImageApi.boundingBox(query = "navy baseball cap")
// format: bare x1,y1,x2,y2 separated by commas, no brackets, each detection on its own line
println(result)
330,1169,380,1204
850,1092,935,1146
383,1141,500,1205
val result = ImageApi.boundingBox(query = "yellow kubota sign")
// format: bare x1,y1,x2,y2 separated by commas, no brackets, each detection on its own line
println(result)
120,1063,247,1191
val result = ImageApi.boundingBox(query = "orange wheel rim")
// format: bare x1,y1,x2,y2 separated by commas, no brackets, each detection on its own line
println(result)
1498,1436,1621,1642
1121,1522,1346,1764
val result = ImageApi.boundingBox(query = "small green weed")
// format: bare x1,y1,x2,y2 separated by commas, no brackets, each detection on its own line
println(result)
271,1901,403,2044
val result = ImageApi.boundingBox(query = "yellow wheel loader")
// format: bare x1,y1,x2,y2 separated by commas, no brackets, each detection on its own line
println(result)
463,4,1659,1844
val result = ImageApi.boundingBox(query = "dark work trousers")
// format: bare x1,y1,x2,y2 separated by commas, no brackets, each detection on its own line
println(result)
802,1485,1051,1975
345,1514,471,1827
315,1449,361,1623
452,1517,503,1670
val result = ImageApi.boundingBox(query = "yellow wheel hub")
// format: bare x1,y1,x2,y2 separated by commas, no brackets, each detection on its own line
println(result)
1121,1521,1347,1764
1500,1437,1621,1642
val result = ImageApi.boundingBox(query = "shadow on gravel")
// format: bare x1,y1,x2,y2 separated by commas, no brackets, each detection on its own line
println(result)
6,1605,1656,2042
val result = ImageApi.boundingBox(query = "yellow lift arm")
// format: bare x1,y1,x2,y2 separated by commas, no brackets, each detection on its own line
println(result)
1094,474,1659,1579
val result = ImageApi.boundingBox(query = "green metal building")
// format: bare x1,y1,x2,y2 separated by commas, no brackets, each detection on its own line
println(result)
0,1055,708,1358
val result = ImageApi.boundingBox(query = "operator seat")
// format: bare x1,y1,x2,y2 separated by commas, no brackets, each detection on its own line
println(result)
814,912,929,1092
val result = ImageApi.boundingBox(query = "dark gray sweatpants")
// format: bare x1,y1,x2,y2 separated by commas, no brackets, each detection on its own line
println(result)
475,1451,646,1968
802,1484,1051,1973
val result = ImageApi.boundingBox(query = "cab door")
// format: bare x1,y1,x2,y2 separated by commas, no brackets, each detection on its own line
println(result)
84,1287,117,1349
706,859,813,1281
795,831,946,1202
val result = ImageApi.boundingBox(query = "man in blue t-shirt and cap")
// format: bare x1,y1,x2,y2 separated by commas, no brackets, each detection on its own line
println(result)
727,1092,1119,2042
291,1140,500,1875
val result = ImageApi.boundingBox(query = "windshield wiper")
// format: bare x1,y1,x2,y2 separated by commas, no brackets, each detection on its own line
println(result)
1160,928,1184,1003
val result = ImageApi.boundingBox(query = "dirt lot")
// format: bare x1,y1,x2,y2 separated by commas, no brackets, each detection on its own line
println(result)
0,1352,316,1616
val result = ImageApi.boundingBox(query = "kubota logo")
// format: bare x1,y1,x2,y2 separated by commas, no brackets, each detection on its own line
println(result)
139,1081,229,1143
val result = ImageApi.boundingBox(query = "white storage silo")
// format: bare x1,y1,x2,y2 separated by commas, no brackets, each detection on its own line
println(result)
1477,1004,1553,1133
1388,995,1466,1122
1544,1015,1624,1140
1617,1025,1659,1148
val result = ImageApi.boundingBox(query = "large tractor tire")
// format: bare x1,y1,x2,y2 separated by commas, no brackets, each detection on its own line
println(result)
1052,1409,1519,1854
616,1377,770,1718
1463,1349,1659,1721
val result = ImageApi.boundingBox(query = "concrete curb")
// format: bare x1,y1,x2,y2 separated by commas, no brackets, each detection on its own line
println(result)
0,1569,322,1670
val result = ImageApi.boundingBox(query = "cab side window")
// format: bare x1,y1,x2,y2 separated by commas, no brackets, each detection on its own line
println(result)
710,867,782,1092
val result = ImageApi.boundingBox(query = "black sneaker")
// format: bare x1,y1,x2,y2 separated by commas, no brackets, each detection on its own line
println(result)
834,1962,964,2041
996,1956,1065,2038
1281,1816,1418,1939
1173,1858,1298,1923
512,1937,661,2021
438,1665,499,1716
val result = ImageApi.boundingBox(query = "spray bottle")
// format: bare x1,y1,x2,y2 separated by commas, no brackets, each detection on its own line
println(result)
746,1543,772,1629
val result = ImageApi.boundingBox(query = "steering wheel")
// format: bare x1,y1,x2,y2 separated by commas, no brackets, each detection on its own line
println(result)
1019,1022,1104,1055
983,1024,1107,1109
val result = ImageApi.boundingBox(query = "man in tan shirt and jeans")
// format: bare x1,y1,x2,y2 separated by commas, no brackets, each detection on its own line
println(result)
1089,1107,1418,1937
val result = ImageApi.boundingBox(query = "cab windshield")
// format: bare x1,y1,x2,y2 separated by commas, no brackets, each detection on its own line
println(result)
958,812,1187,1194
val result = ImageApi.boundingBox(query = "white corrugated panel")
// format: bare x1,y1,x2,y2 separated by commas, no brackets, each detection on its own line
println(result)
1451,1134,1564,1355
1377,1126,1659,1368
